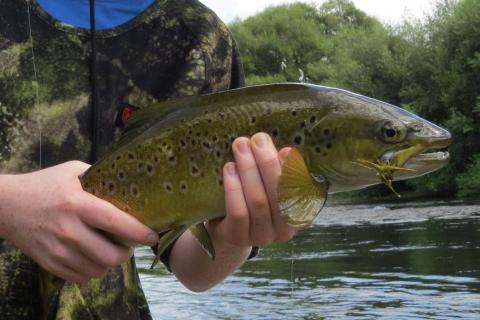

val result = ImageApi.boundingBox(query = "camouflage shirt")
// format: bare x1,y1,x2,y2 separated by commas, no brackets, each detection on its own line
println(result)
0,0,244,319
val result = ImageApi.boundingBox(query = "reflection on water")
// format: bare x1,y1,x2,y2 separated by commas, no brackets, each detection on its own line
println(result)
136,202,480,319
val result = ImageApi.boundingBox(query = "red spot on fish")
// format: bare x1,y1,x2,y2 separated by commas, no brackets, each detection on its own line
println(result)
122,106,134,123
116,104,139,128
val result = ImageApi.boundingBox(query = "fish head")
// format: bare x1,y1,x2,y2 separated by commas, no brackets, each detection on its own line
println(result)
306,90,451,193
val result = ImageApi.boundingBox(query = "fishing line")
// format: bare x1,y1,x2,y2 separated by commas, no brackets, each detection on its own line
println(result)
290,240,295,296
26,0,42,168
89,0,100,163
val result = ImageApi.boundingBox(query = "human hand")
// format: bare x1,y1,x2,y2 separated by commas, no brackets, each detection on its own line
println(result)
209,132,296,249
0,161,158,283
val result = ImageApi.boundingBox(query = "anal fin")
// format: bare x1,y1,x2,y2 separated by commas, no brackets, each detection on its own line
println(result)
189,223,215,260
278,148,329,228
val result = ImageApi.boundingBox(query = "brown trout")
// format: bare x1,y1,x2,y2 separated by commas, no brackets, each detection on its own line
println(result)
79,83,451,262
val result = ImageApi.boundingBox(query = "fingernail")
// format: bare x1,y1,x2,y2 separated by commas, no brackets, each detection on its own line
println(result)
225,163,237,176
236,138,250,154
252,133,269,148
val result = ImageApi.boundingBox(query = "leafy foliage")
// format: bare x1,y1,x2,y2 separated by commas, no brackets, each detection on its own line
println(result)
230,0,480,198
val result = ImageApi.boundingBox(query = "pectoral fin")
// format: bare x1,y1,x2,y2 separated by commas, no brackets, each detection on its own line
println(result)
150,227,186,269
278,148,329,229
189,223,215,260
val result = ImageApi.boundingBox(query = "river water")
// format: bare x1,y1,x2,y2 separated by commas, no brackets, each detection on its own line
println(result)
135,201,480,319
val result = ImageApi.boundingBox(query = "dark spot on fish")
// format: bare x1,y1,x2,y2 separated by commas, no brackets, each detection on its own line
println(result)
326,143,332,149
96,168,101,173
188,129,193,135
130,185,139,197
101,180,106,188
300,122,306,128
323,152,328,157
219,112,225,120
166,145,172,151
224,142,230,150
167,128,172,133
83,182,89,189
162,142,167,147
165,183,172,192
291,111,297,116
324,128,331,136
218,178,223,187
121,189,127,196
212,135,218,142
128,153,135,160
216,151,221,158
116,155,121,161
204,110,209,115
310,116,316,123
111,162,116,170
203,142,211,149
118,171,125,180
181,183,187,191
191,164,200,176
207,118,212,123
250,116,256,124
168,156,176,164
196,132,201,137
138,162,144,170
153,155,159,163
108,182,116,193
272,129,279,138
315,146,322,153
191,140,196,146
180,139,186,147
294,135,302,145
146,163,154,174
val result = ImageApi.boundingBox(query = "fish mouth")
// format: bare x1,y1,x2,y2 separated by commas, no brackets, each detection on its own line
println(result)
389,136,452,180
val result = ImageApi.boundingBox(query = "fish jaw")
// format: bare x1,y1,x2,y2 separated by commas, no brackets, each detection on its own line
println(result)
384,122,452,180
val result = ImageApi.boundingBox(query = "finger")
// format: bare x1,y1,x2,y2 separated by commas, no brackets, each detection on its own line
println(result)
78,194,158,246
220,162,250,246
233,137,274,246
277,147,296,241
251,134,295,242
55,243,110,279
278,147,292,164
73,223,134,268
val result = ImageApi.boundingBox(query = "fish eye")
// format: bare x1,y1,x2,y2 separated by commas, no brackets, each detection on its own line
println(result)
379,120,407,143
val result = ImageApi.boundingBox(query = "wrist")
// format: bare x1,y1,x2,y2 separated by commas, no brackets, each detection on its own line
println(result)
205,221,252,260
0,174,17,240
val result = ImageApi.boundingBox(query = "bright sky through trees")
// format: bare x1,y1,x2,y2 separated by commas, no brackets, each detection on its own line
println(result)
200,0,435,24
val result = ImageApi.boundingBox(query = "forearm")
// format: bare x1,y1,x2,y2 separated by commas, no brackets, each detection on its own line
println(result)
168,223,252,292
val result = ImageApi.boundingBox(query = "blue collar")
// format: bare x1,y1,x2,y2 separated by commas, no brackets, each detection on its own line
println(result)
37,0,155,30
